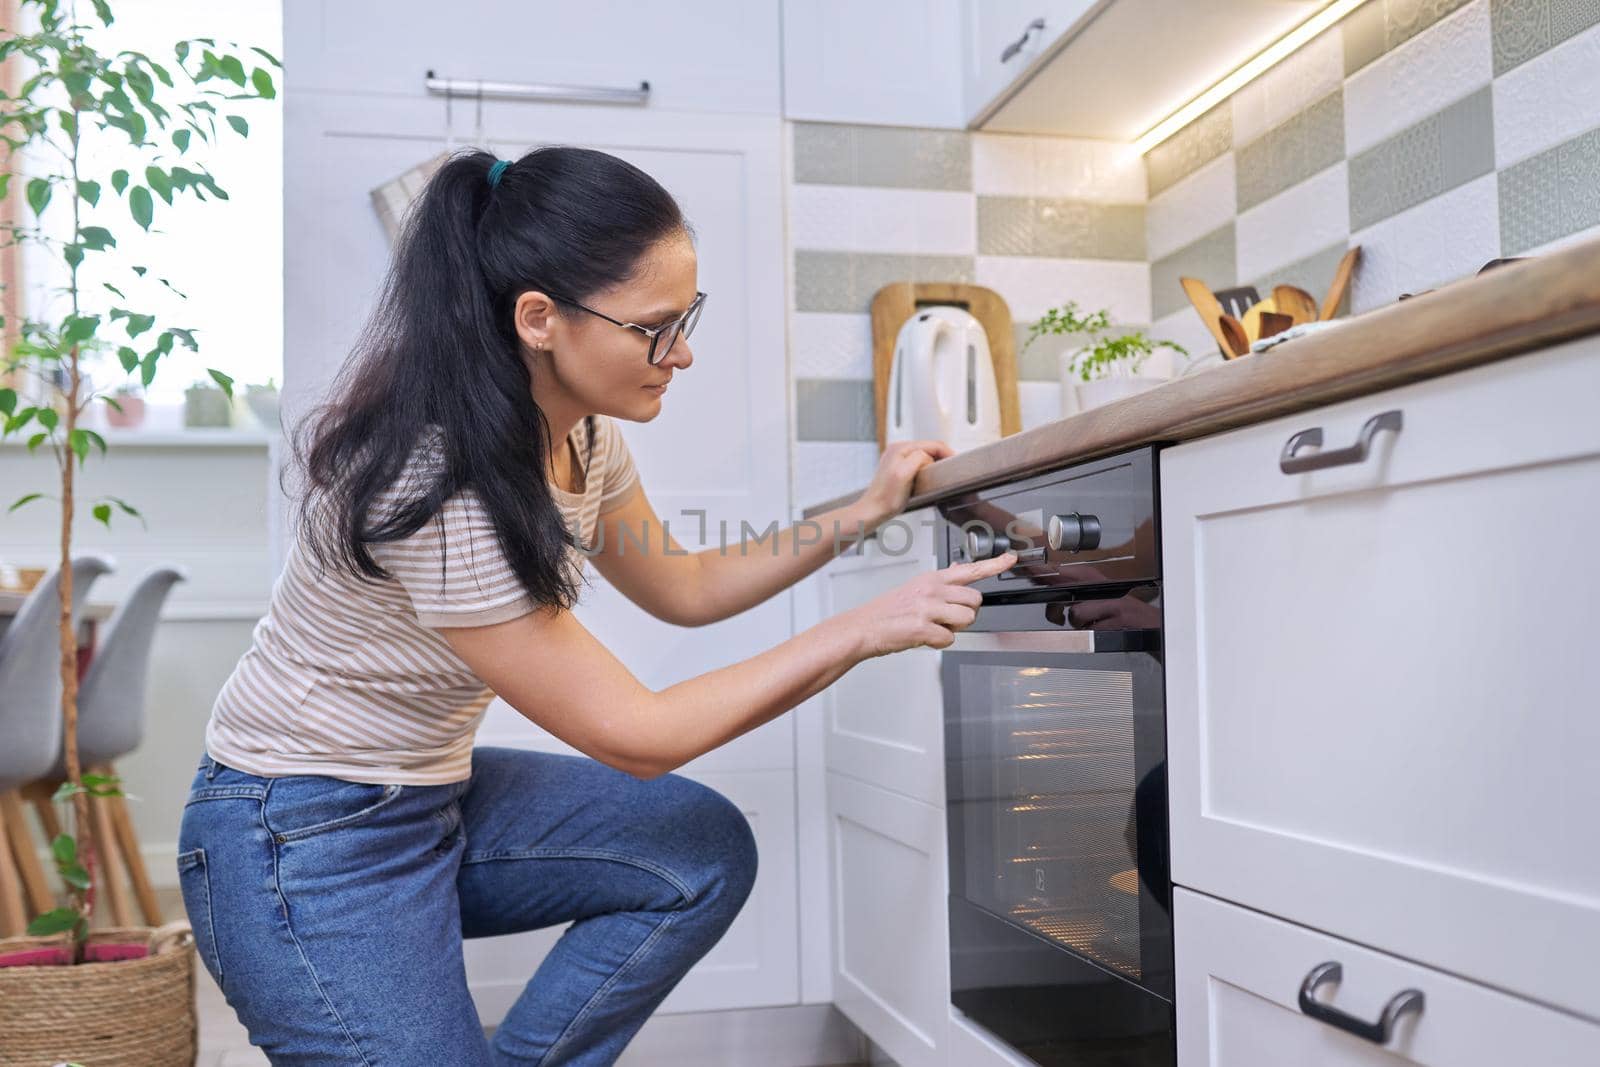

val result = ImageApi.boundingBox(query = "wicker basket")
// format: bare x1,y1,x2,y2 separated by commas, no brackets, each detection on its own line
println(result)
0,920,198,1066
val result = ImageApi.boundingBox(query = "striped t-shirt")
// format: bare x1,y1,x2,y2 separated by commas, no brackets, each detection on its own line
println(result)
204,416,640,785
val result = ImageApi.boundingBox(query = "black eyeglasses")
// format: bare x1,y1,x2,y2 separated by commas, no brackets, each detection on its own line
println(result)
557,291,707,365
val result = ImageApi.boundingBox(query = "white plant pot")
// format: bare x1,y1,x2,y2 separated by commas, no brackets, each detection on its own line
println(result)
244,388,280,429
1058,349,1166,416
184,387,233,428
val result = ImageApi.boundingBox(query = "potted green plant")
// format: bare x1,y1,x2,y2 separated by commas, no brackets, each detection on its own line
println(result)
183,375,231,427
0,0,276,1058
243,373,278,428
104,381,144,428
1023,301,1187,415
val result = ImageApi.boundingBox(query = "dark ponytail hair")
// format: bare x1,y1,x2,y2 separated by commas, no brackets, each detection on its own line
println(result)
292,146,687,610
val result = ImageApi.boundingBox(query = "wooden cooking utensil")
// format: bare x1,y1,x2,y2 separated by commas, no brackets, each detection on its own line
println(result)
1258,311,1295,340
1179,276,1238,358
1321,246,1361,320
1239,295,1280,343
1272,285,1320,326
1211,285,1261,321
1217,313,1250,358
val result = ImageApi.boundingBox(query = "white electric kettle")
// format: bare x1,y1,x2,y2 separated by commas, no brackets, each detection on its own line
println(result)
884,306,1001,453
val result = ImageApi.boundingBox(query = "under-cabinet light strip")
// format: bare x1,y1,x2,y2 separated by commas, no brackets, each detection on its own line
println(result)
1131,0,1373,156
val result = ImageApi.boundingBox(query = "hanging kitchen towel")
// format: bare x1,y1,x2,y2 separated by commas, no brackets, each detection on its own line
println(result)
370,151,451,243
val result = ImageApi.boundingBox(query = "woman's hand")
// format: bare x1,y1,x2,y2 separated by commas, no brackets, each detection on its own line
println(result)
843,552,1016,658
851,439,955,530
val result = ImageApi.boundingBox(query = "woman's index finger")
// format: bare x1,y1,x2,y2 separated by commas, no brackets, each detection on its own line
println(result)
947,551,1015,584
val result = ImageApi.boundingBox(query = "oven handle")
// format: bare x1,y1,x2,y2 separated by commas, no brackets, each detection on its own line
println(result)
949,630,1105,654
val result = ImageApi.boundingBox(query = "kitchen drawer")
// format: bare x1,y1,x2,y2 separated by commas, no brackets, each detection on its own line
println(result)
1175,888,1600,1066
1160,334,1600,1021
819,508,945,806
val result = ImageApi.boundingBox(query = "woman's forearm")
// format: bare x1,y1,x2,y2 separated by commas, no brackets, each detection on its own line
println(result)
689,500,883,624
628,613,869,776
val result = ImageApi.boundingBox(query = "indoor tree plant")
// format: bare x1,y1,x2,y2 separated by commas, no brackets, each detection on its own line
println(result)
1023,300,1187,414
0,0,275,1054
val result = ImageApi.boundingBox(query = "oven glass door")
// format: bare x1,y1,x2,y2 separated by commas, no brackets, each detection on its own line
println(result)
944,637,1172,1062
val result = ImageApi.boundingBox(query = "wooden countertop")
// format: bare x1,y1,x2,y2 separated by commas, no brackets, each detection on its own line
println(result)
802,233,1600,519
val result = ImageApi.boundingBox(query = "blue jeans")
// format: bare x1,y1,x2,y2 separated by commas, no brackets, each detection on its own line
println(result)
176,745,758,1065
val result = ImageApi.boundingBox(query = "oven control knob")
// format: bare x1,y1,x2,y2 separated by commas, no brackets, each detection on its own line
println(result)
964,528,1010,560
1047,512,1102,553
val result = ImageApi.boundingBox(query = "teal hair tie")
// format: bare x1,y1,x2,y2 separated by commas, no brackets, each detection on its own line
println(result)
487,159,511,188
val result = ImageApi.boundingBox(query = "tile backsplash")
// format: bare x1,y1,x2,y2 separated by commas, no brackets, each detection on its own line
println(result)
789,125,1150,512
788,0,1600,512
1146,0,1600,365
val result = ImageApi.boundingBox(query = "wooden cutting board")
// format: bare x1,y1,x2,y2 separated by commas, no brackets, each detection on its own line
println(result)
869,282,1022,454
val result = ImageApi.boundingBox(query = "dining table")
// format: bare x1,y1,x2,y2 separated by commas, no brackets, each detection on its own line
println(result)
0,589,116,681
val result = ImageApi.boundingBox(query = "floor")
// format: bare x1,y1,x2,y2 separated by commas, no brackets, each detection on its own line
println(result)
151,888,876,1067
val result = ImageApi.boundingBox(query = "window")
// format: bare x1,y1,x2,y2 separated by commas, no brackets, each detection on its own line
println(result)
23,0,283,411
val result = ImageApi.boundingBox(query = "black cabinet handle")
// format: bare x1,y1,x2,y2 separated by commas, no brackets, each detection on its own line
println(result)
1298,961,1424,1044
1279,409,1403,474
1000,18,1046,63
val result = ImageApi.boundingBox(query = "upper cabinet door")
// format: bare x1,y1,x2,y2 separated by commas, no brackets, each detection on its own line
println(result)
967,1,1332,139
781,0,965,128
962,0,1099,125
286,0,781,115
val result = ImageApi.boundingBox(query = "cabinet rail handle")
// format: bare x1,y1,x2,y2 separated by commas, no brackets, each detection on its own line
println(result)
1279,409,1403,474
1298,961,1424,1044
1000,18,1047,63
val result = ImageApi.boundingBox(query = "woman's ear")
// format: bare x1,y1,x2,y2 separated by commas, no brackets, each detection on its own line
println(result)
513,290,560,353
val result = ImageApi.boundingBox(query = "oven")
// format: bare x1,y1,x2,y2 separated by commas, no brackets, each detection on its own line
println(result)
939,446,1173,1066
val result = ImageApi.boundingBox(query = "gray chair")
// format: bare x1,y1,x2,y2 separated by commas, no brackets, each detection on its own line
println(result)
0,555,115,935
44,565,188,777
32,565,188,928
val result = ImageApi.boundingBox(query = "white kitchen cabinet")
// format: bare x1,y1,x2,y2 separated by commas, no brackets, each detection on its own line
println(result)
1160,334,1600,1023
286,0,780,115
812,507,952,1064
1174,888,1600,1066
827,771,951,1067
781,0,965,128
961,0,1098,125
817,507,945,806
280,18,793,1017
795,507,945,1007
969,1,1345,140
